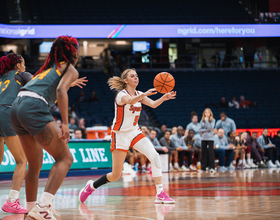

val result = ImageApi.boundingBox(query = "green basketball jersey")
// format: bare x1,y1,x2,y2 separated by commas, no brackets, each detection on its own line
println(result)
0,70,22,105
22,63,64,107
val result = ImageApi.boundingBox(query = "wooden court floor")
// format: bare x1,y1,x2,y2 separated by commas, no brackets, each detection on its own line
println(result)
1,169,280,220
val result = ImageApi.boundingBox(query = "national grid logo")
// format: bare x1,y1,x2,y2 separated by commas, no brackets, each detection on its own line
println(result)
0,26,35,37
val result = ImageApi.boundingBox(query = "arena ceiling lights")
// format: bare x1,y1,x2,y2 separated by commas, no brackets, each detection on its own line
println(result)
1,23,280,39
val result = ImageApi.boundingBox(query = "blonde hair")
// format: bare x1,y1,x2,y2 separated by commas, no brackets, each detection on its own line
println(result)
107,69,135,92
202,108,214,122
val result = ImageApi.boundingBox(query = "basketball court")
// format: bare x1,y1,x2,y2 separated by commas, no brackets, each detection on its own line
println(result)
1,169,280,220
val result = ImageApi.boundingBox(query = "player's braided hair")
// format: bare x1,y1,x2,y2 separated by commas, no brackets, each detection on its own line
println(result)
0,53,22,75
108,68,135,92
34,36,78,77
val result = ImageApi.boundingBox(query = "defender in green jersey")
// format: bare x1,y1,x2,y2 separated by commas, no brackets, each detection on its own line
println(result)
0,53,33,214
11,36,86,220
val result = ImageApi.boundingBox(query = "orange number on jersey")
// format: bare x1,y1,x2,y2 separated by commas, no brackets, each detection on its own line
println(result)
32,68,51,80
1,80,10,92
133,116,139,126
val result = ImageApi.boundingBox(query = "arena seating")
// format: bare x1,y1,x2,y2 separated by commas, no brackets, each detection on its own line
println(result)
69,69,280,129
0,2,9,24
19,0,255,24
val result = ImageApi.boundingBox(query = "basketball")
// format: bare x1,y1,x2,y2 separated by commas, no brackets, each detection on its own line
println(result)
153,72,175,93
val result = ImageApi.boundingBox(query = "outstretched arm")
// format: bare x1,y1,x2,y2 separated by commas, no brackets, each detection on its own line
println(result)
121,88,157,105
142,91,176,108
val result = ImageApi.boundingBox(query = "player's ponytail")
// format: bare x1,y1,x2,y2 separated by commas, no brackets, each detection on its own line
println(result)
107,69,134,92
0,53,22,75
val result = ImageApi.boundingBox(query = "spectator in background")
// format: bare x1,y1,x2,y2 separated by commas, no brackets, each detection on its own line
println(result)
56,119,62,129
273,131,280,140
73,129,83,140
148,129,168,153
239,96,251,108
126,148,148,174
215,112,236,137
141,126,150,136
257,129,280,168
69,117,77,130
193,135,202,170
171,127,177,135
170,126,190,171
214,128,235,171
159,130,179,171
218,97,229,108
199,108,216,173
228,131,244,169
88,90,99,102
247,132,267,168
185,129,201,170
186,111,201,137
77,90,86,103
125,149,138,174
228,96,239,109
78,118,87,139
68,104,79,121
157,124,167,140
239,132,257,168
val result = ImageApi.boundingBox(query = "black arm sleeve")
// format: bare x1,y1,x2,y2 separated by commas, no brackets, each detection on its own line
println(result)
15,72,33,86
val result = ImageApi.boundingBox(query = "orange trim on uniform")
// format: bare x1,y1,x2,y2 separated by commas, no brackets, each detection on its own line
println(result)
112,103,125,131
116,149,128,153
110,132,116,152
124,88,132,97
130,133,146,148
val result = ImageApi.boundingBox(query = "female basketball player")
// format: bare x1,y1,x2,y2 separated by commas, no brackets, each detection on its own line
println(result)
10,36,86,220
79,69,176,204
0,53,32,214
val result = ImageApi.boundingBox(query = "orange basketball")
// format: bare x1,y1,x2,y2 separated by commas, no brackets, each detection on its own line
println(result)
153,72,175,93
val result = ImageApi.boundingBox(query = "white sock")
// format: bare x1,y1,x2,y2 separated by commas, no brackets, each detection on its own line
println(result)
250,159,253,164
174,162,179,168
142,165,146,169
169,163,173,168
27,201,37,212
156,184,163,195
197,162,201,166
39,192,54,206
238,160,242,165
243,159,246,164
232,160,236,165
260,161,264,164
247,159,251,164
8,190,19,203
90,182,96,190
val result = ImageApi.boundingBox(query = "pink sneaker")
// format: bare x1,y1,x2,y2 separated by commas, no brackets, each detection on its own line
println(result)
2,199,27,214
79,180,95,203
154,191,175,204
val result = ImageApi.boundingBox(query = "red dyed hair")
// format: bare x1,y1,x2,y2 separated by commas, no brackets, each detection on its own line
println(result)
0,53,22,75
34,36,78,77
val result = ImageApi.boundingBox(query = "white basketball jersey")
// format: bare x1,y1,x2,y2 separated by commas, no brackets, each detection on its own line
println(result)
112,89,142,132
